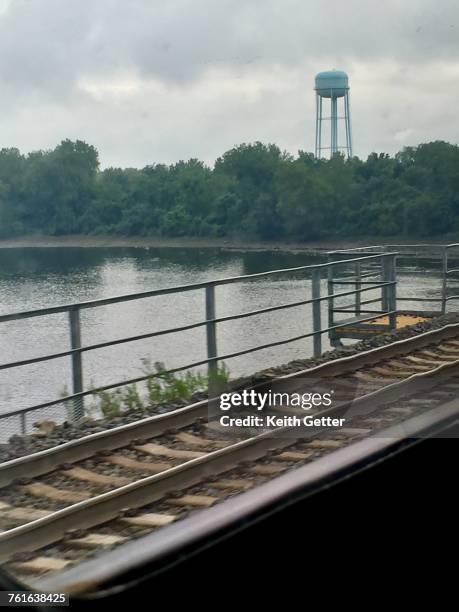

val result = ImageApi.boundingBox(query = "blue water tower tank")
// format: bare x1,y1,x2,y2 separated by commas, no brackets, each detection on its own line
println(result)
314,69,352,158
315,70,349,98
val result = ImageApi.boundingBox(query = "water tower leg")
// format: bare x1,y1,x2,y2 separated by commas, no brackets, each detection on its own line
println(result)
344,91,353,157
331,96,338,154
315,93,320,158
344,95,350,157
318,96,323,157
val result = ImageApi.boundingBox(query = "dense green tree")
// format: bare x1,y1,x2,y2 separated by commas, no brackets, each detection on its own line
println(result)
214,142,290,238
0,138,458,241
276,159,333,238
18,140,99,235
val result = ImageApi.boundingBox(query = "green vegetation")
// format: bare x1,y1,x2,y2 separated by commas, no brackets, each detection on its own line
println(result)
1,139,459,240
141,360,208,405
89,361,230,419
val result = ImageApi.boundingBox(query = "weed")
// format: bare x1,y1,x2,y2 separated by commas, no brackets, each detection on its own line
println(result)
96,389,123,419
81,360,230,421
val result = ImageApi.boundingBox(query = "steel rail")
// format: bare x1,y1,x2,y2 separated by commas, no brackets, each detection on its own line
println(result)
278,319,459,380
1,338,459,560
2,319,459,486
37,397,459,596
0,399,209,488
0,432,296,561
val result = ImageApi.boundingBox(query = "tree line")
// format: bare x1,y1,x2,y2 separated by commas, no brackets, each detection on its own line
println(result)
0,139,458,240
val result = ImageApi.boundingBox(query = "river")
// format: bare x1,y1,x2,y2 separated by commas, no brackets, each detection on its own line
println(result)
0,246,447,437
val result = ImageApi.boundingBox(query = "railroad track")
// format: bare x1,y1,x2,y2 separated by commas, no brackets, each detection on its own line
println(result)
2,322,459,586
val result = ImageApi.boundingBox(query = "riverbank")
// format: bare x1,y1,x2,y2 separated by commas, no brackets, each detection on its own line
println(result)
0,234,457,253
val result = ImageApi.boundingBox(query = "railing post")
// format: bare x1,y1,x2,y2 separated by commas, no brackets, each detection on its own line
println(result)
355,261,361,316
389,254,397,330
442,247,448,314
20,412,26,435
312,269,322,357
69,307,84,420
382,255,397,331
327,263,336,348
381,256,389,312
205,285,218,394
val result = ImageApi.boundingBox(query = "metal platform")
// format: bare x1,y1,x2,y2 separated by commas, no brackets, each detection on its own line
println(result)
333,312,432,341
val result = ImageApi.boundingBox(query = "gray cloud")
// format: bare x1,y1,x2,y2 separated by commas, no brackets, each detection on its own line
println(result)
0,0,457,165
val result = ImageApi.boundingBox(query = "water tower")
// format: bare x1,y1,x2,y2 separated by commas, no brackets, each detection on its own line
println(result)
315,70,352,159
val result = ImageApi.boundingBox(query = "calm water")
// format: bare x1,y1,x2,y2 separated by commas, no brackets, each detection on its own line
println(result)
0,247,447,435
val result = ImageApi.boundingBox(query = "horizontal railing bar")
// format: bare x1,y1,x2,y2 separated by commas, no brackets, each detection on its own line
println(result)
0,296,320,371
326,284,392,302
396,297,442,302
0,286,206,323
353,271,380,280
330,274,355,281
332,298,385,312
0,253,398,323
328,245,385,254
446,295,459,301
331,309,385,314
330,280,385,286
332,302,356,310
335,293,382,308
330,244,458,254
0,284,395,372
0,310,397,421
446,268,459,275
332,277,376,283
332,270,379,279
0,349,76,371
322,283,393,304
334,298,384,310
358,298,383,306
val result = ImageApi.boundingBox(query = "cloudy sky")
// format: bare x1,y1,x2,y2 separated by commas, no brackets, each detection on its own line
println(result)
0,0,457,167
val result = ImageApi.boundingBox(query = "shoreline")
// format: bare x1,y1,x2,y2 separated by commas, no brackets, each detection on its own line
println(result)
0,234,456,254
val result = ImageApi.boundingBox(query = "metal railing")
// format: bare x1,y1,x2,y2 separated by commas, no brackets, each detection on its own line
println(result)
326,250,398,346
329,243,459,314
0,252,397,434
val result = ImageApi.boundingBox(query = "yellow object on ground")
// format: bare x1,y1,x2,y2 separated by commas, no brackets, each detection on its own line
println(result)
338,313,431,336
367,314,429,329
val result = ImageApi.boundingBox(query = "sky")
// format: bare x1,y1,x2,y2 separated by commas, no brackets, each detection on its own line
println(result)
0,0,457,168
